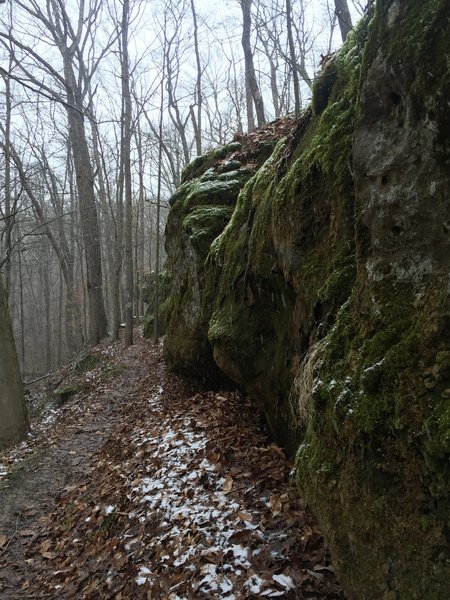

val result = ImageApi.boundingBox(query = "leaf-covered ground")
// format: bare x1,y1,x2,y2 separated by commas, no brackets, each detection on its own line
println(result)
0,332,345,599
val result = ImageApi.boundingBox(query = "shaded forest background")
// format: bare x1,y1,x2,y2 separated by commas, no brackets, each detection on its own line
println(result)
0,0,364,377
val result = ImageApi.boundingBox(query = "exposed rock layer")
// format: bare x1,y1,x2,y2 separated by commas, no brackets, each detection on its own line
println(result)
161,1,450,597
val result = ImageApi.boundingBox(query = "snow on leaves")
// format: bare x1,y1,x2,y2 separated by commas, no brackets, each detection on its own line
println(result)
15,341,344,598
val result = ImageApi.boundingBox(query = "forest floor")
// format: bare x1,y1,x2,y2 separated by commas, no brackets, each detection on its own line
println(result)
0,330,345,599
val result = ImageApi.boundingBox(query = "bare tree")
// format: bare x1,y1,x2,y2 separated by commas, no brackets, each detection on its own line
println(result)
1,0,112,344
121,0,134,347
286,0,301,116
190,0,203,156
0,274,28,449
335,0,353,42
239,0,266,129
0,129,84,355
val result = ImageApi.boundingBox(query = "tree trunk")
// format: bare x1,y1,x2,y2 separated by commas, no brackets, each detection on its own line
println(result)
65,273,83,356
3,68,13,298
240,0,266,129
0,276,28,449
121,0,134,347
63,55,108,345
111,155,124,342
190,0,202,155
334,0,353,42
286,0,301,116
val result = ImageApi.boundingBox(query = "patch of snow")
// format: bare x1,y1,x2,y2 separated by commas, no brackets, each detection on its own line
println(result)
136,566,152,585
245,574,265,593
272,573,295,589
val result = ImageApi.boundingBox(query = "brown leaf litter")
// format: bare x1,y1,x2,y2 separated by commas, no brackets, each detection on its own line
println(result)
0,331,346,599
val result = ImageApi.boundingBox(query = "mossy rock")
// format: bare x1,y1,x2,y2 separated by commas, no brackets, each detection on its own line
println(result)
143,270,171,339
162,3,450,595
180,142,243,184
53,386,79,406
75,353,100,374
311,57,338,115
295,1,450,597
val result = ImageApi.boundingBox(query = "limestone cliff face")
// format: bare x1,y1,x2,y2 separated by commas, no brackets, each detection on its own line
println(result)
162,1,450,597
162,123,295,383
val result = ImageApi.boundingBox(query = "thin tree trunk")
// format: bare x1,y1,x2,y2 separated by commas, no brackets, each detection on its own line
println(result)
0,275,28,449
135,123,146,319
58,262,63,365
240,0,266,129
190,0,202,155
154,20,167,344
121,0,134,347
286,0,301,116
42,243,51,372
18,245,25,373
334,0,353,42
112,155,124,341
62,54,108,345
3,65,13,297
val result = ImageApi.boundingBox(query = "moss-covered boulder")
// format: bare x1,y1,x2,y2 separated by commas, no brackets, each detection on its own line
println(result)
162,1,450,597
163,125,295,381
296,1,450,596
142,270,171,338
204,14,364,452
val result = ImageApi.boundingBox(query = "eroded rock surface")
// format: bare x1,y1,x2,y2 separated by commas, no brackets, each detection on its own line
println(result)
162,1,450,597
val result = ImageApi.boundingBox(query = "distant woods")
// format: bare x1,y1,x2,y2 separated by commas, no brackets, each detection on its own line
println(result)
0,0,362,376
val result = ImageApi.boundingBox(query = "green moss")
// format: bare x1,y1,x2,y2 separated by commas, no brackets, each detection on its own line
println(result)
180,154,210,184
213,141,242,160
181,142,243,184
53,386,78,406
75,353,100,374
318,255,356,306
182,206,233,260
312,57,338,115
183,179,242,209
217,159,242,173
143,270,171,338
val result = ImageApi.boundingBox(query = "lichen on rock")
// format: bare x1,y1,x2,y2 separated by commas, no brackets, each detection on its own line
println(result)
161,1,450,597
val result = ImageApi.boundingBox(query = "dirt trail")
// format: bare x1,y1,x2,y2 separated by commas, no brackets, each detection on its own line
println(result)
0,339,150,596
0,333,344,599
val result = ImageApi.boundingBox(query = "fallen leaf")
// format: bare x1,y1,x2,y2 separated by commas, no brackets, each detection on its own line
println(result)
19,529,36,537
238,511,252,522
306,568,325,582
269,494,283,515
0,534,7,548
222,474,233,492
39,540,51,553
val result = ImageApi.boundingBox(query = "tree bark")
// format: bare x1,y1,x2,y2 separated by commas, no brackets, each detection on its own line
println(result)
121,0,134,347
334,0,353,42
190,0,202,156
240,0,266,129
62,54,108,345
0,275,28,449
3,68,13,298
286,0,301,116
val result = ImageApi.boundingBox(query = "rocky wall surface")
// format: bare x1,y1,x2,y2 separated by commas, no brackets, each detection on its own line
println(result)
162,1,450,597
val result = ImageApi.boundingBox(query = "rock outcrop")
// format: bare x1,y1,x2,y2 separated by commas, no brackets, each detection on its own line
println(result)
161,1,450,597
